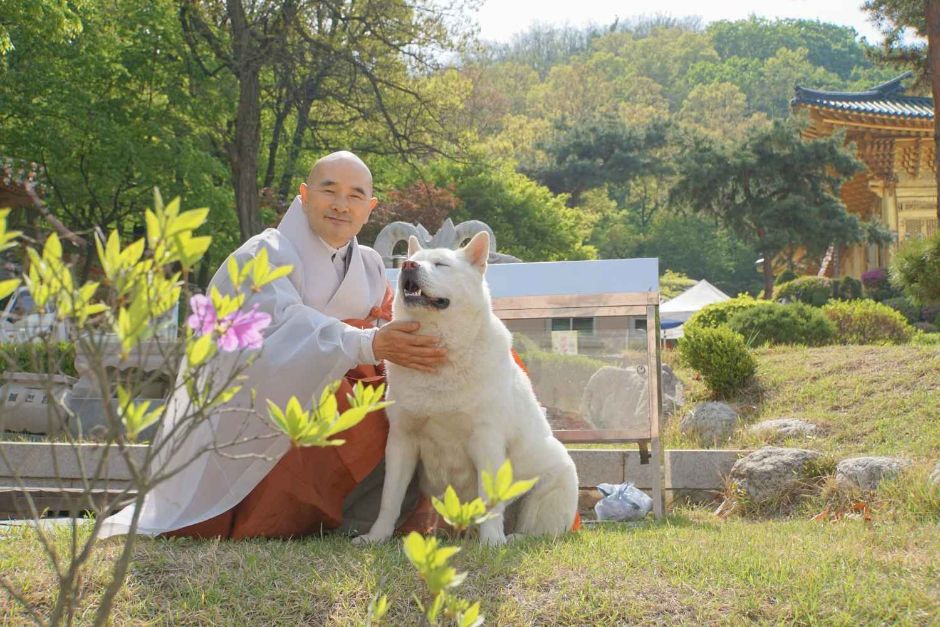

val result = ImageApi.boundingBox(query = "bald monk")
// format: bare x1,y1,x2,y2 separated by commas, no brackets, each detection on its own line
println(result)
100,151,446,539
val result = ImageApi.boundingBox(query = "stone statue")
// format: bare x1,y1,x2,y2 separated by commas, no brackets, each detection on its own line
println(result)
373,218,521,267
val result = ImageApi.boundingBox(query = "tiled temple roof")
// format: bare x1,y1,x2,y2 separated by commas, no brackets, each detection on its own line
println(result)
792,72,933,119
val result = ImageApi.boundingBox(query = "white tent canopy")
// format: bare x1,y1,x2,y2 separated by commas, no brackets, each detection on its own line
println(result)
660,279,730,339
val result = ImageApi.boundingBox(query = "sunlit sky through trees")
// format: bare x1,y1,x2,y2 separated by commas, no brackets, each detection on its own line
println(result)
476,0,885,43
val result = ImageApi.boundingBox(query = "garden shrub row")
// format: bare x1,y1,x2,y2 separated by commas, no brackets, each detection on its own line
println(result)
0,342,77,378
678,325,755,399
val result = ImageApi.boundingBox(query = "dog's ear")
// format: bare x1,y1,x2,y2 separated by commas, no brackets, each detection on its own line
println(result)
407,235,422,257
461,231,489,271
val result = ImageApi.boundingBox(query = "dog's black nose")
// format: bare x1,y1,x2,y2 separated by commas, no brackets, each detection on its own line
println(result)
401,260,418,271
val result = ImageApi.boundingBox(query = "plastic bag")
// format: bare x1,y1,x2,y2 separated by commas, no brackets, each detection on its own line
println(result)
594,482,652,522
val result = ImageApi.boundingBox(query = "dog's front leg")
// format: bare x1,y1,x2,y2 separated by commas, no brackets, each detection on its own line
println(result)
468,437,508,546
353,425,418,545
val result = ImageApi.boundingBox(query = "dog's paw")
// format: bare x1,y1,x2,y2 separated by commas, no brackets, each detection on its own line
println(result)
352,532,391,546
479,529,507,547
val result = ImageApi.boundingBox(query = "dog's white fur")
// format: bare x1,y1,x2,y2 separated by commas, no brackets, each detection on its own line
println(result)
355,232,579,545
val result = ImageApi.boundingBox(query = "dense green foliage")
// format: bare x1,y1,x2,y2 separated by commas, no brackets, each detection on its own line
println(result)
776,277,834,307
0,342,76,378
683,295,762,333
679,325,756,398
882,296,922,323
0,7,904,290
890,233,940,306
727,302,835,347
822,300,915,345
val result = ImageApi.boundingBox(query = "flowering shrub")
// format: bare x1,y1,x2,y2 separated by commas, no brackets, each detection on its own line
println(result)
0,192,384,624
861,268,887,289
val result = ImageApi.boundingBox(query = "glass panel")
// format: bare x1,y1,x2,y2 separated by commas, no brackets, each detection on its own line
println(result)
507,315,661,440
550,317,571,331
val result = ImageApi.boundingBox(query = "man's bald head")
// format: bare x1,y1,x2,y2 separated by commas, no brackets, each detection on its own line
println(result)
307,151,373,196
299,151,378,248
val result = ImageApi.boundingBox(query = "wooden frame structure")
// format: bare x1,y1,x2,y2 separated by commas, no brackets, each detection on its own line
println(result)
492,288,665,518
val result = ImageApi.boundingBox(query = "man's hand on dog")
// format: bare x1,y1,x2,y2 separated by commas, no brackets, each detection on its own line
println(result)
373,321,446,372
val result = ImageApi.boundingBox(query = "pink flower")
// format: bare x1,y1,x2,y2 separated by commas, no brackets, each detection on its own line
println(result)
217,305,271,351
187,294,216,335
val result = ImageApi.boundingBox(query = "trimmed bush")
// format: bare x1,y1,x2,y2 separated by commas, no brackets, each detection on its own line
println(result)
684,295,761,333
882,296,921,323
835,276,863,300
775,276,832,306
679,325,756,399
727,302,835,347
911,331,940,347
822,300,915,345
775,269,798,285
0,342,77,378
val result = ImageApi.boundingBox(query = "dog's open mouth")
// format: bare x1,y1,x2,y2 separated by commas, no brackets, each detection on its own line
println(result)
401,277,450,309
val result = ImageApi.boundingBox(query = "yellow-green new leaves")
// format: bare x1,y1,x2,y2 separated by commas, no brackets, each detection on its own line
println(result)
227,248,292,293
186,332,216,366
0,209,21,300
430,486,491,532
145,189,211,270
117,386,164,443
24,233,107,326
482,460,538,507
365,593,389,626
266,381,389,447
402,532,465,596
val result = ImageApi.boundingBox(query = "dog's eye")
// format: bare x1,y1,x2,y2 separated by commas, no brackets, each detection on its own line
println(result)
434,262,449,268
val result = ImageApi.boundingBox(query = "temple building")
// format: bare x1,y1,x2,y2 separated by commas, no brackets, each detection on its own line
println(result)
792,72,938,278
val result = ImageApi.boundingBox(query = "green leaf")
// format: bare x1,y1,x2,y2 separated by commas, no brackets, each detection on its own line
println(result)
44,232,62,259
0,278,20,301
170,207,209,235
403,532,428,567
458,602,483,627
187,333,214,367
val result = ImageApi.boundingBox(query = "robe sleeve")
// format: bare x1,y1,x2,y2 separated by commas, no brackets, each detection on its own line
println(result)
215,237,380,378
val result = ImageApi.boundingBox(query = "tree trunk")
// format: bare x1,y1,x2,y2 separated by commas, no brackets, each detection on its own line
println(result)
262,101,290,190
928,1,940,223
277,96,315,198
762,254,774,300
228,0,263,242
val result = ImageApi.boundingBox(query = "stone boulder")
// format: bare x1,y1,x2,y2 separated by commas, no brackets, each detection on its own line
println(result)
729,446,821,504
929,461,940,486
680,402,738,446
748,418,819,441
579,364,683,434
836,456,912,491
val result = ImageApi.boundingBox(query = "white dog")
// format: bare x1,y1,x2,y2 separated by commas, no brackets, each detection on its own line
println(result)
354,232,579,546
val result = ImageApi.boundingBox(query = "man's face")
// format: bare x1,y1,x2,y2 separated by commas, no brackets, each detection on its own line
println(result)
299,157,377,248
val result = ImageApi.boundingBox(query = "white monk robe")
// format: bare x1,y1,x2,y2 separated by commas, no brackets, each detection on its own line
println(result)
99,197,398,538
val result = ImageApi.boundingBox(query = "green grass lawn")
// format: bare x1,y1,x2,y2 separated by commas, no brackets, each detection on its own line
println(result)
3,345,939,625
2,511,938,625
666,345,940,461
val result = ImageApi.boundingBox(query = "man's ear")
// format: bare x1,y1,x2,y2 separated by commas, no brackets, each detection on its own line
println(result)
299,182,309,204
461,231,489,271
407,235,422,257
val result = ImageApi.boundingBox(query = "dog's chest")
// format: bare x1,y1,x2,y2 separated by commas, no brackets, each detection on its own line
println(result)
416,423,478,500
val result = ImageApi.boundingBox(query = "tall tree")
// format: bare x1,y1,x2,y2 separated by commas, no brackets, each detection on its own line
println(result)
671,121,869,299
0,0,230,277
863,0,940,222
178,0,473,241
524,116,671,208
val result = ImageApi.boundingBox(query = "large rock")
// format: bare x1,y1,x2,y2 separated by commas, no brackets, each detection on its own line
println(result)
930,461,940,486
579,364,683,435
729,446,821,504
748,418,819,441
836,456,911,491
680,402,738,446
